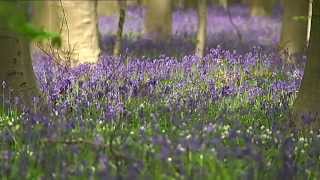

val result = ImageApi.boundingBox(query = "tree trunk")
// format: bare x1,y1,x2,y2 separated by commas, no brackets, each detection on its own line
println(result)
279,0,309,61
196,0,208,57
0,2,40,109
31,0,101,67
144,0,172,41
292,0,320,129
97,1,119,17
31,1,60,33
97,0,137,17
306,0,313,48
250,0,274,16
113,1,126,57
30,1,60,57
58,0,101,67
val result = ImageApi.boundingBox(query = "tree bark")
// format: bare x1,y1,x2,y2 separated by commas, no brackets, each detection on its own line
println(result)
144,0,172,41
97,1,119,17
30,1,60,55
31,0,101,67
113,1,126,57
293,0,320,129
196,0,208,57
97,0,137,17
58,0,101,67
279,0,309,61
250,0,274,17
31,1,60,33
0,2,40,109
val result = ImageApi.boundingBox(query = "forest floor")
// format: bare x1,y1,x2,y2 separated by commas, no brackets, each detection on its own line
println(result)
1,4,319,180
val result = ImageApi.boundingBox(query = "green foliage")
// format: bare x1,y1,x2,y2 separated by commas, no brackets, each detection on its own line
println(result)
0,1,61,47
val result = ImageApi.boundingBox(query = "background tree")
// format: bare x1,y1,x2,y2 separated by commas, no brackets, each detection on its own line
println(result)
249,0,275,16
196,0,208,57
292,0,320,129
279,0,309,62
97,1,119,17
213,0,244,8
113,0,127,56
144,0,172,41
97,0,137,17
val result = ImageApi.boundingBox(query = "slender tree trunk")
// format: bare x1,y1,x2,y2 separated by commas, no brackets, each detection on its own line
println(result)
279,0,309,61
113,1,126,57
307,0,313,47
0,2,40,109
250,0,274,16
196,0,208,57
144,0,172,41
293,0,320,129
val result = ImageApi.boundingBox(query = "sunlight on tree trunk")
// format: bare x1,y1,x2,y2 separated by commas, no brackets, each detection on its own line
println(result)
113,1,126,57
32,1,101,67
0,2,40,108
307,0,313,47
250,0,274,17
196,0,208,57
144,0,172,41
58,0,101,67
293,0,320,130
279,0,309,62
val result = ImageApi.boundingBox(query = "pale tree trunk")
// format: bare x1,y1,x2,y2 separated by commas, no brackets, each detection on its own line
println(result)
32,0,101,67
292,0,320,129
196,0,208,57
218,0,228,8
0,3,40,109
250,0,274,16
113,1,126,57
215,0,241,8
144,0,172,41
279,0,309,61
58,0,101,67
97,1,119,17
307,0,313,47
97,0,137,17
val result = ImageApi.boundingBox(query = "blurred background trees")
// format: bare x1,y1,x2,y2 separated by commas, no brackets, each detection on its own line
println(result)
196,0,208,57
144,0,172,41
249,0,275,16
